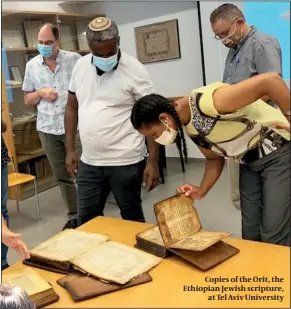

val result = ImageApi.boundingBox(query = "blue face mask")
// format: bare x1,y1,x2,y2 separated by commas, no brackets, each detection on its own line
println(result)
92,53,118,72
37,44,54,58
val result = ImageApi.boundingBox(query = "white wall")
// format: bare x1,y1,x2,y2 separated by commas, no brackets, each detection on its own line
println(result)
2,1,98,14
85,1,205,158
3,1,66,12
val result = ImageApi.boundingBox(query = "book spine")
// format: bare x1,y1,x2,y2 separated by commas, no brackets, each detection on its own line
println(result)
135,239,170,258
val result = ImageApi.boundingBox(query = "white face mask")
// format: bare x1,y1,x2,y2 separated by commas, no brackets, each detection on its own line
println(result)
155,121,178,145
221,24,242,48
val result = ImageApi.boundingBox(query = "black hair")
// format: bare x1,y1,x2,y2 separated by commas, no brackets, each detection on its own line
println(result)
38,23,60,40
131,94,187,172
210,3,245,24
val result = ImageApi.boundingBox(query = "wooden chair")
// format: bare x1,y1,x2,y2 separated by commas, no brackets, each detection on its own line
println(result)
8,155,41,220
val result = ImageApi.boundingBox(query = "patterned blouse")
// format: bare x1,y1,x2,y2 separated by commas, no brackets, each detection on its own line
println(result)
1,137,10,165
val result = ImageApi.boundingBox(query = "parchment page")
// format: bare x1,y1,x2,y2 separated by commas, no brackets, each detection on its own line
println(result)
30,229,109,262
137,226,165,246
154,194,202,247
72,241,162,285
170,231,231,251
2,268,51,296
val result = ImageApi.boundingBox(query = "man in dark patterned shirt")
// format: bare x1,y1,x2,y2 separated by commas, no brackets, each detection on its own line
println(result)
1,118,10,269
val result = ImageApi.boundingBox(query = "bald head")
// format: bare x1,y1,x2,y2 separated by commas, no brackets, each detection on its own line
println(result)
38,23,59,42
37,23,60,57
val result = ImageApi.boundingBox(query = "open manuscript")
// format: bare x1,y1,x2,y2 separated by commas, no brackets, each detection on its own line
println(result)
135,194,239,270
154,194,231,251
2,268,59,308
25,229,162,284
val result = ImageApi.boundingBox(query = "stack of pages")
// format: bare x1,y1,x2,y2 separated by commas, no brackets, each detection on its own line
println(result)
24,229,162,285
2,268,59,308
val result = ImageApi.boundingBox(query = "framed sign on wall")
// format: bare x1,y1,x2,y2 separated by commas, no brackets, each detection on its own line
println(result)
134,19,181,64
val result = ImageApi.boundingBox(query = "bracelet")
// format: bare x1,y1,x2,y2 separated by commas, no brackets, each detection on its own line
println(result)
283,110,290,116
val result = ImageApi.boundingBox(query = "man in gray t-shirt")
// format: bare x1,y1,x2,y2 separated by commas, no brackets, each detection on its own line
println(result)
209,4,282,212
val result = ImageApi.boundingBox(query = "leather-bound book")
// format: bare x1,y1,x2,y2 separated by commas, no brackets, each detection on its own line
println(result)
135,225,171,258
57,272,152,301
2,268,59,308
23,229,162,285
136,194,239,270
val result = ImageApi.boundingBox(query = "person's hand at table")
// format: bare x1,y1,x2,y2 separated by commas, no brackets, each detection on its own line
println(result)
177,184,206,200
2,224,30,260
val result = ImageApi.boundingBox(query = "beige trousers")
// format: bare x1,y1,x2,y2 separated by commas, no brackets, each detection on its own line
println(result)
227,158,241,210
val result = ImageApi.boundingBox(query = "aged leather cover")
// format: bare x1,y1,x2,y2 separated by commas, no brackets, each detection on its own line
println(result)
135,225,239,270
23,256,72,274
169,241,240,270
57,272,85,288
135,226,171,258
57,272,152,301
134,244,171,258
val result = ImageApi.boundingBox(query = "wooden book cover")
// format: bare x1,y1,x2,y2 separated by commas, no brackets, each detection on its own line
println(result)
136,225,239,270
2,268,59,309
154,194,231,251
57,272,152,301
169,241,240,270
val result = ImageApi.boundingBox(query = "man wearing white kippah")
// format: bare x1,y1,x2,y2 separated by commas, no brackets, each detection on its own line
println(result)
65,17,159,225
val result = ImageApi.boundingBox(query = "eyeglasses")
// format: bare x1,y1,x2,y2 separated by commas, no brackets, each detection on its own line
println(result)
214,19,238,40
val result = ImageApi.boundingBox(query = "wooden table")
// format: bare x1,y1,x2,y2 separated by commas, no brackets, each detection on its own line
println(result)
3,217,290,308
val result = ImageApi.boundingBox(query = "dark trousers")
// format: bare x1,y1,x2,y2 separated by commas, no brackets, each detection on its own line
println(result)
1,163,9,267
76,160,146,225
240,142,290,246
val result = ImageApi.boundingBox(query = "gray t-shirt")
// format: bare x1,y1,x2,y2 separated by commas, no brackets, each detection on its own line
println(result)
223,27,282,106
